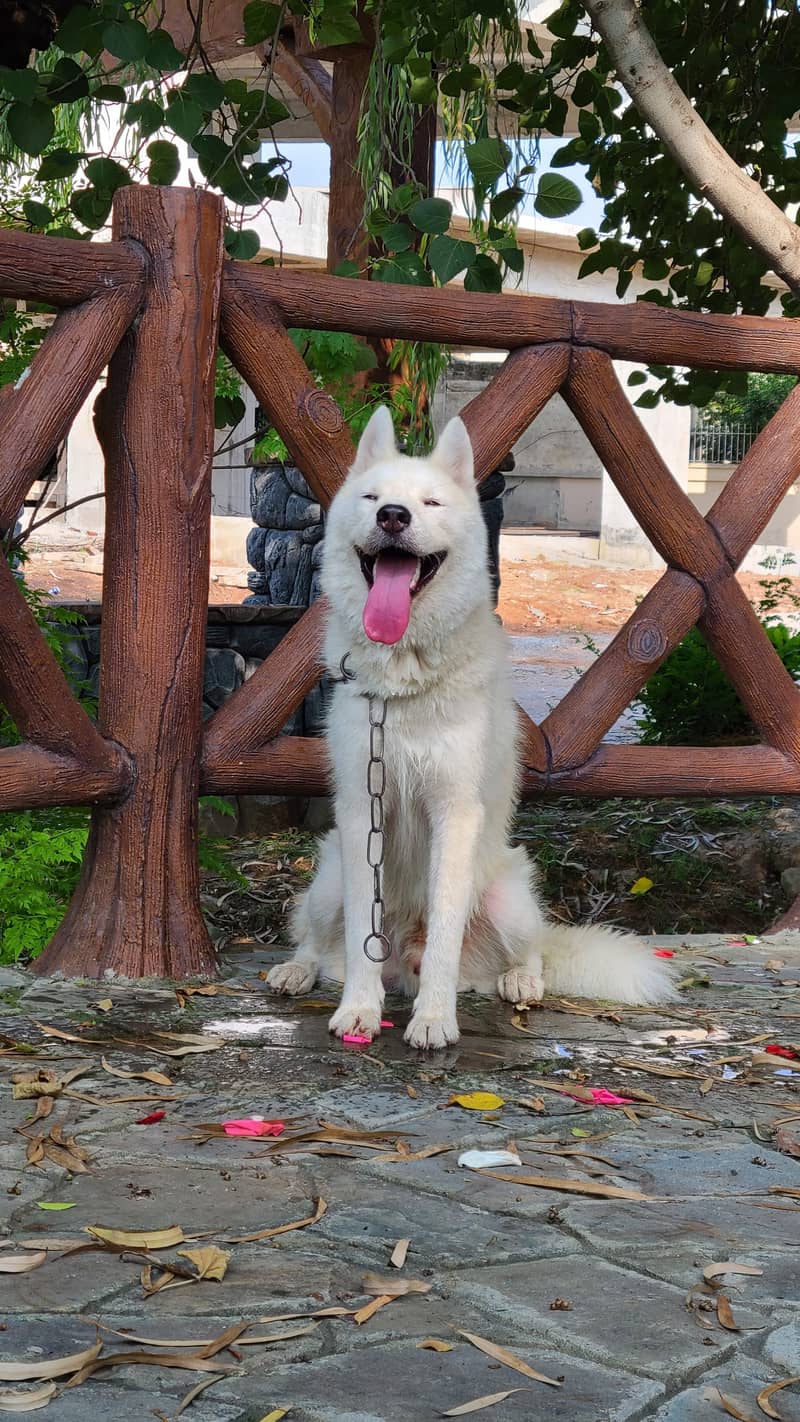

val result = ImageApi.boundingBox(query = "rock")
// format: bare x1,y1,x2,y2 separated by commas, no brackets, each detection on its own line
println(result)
727,835,768,886
781,866,800,897
260,530,315,605
251,463,290,528
246,570,269,592
228,623,287,659
203,648,245,709
245,525,267,570
244,657,262,681
285,492,322,530
772,832,800,872
59,635,88,685
284,463,313,498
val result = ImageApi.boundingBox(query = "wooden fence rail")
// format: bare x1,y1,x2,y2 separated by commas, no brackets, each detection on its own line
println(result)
0,185,797,977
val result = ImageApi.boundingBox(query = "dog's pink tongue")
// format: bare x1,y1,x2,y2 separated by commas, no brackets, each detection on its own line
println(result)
363,552,418,644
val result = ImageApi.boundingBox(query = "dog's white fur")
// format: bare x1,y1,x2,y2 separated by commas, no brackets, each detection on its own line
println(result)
268,408,677,1047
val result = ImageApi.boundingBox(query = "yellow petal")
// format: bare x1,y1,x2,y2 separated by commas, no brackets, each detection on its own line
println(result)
630,876,653,895
449,1092,505,1111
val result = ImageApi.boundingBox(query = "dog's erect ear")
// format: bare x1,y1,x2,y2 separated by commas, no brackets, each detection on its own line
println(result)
432,416,474,490
350,405,396,475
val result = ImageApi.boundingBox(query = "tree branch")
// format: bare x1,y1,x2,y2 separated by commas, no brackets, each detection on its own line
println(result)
583,0,800,296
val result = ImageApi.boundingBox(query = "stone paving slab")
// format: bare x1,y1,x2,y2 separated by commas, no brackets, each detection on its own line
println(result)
1,933,799,1419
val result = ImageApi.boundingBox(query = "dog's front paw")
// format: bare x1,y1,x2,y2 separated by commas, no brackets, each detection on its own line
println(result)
329,1001,383,1041
497,967,544,1006
404,1010,460,1051
266,960,318,996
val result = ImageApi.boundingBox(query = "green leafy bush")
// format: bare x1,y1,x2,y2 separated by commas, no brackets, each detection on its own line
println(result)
0,808,88,962
637,561,800,744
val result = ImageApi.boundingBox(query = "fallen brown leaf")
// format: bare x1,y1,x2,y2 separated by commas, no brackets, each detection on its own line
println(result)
419,1339,453,1352
0,1343,102,1382
716,1295,739,1331
477,1170,650,1201
442,1390,529,1417
378,1144,454,1164
32,1022,103,1044
455,1330,561,1387
362,1273,431,1298
257,1411,290,1422
64,1350,237,1389
703,1261,764,1282
715,1389,760,1422
775,1127,800,1159
756,1377,800,1420
390,1238,410,1269
221,1196,326,1244
353,1294,394,1324
177,1246,230,1281
0,1382,57,1412
0,1252,46,1275
101,1056,173,1087
82,1320,317,1348
769,1187,800,1200
111,1031,225,1057
94,1000,114,1013
614,1057,708,1081
87,1224,185,1250
174,1374,225,1418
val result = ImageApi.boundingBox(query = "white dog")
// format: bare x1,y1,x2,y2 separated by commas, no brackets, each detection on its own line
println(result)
267,408,676,1048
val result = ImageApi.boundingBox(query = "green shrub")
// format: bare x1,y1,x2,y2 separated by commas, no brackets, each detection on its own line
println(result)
0,808,88,962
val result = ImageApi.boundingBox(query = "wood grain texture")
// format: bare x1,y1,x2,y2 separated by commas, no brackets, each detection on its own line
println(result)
523,744,800,797
563,347,727,582
0,227,145,307
542,570,705,770
0,285,143,532
274,35,332,144
701,576,800,758
221,285,356,506
0,744,129,812
0,549,125,771
203,598,326,769
201,733,330,796
327,46,371,271
460,344,570,485
35,187,225,980
707,379,800,565
225,263,800,366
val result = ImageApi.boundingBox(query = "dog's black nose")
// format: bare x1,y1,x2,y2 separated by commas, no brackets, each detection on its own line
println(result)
377,503,411,537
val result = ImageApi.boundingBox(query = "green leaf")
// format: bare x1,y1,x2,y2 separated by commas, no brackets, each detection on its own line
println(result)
242,0,283,45
428,234,476,284
373,251,432,286
464,253,503,294
408,196,451,234
36,1201,77,1211
102,18,149,61
534,172,582,219
7,102,55,157
182,73,226,110
192,134,229,179
147,140,180,186
215,393,247,428
85,157,132,194
70,187,113,230
465,136,511,187
380,222,414,252
634,389,660,409
166,93,204,144
694,259,715,286
502,246,524,274
0,67,39,102
36,148,82,181
332,259,361,277
490,186,524,223
146,28,186,70
45,56,89,103
576,227,597,251
124,98,164,138
389,183,419,214
22,199,53,228
627,371,648,386
409,75,437,105
56,4,104,55
316,9,362,46
642,255,669,281
225,227,261,260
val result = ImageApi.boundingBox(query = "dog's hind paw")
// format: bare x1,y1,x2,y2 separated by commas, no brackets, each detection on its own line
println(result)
497,967,544,1005
266,961,318,996
329,1001,383,1041
404,1011,460,1051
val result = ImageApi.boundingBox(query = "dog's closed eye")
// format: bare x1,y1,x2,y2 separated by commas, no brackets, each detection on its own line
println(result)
423,498,442,507
362,493,378,501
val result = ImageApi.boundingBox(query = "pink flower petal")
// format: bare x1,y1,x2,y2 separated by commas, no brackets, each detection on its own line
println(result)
565,1087,633,1106
222,1119,285,1137
380,1019,394,1028
342,1033,372,1045
135,1110,165,1125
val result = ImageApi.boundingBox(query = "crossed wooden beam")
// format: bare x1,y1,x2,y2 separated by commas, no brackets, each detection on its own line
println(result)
1,184,799,977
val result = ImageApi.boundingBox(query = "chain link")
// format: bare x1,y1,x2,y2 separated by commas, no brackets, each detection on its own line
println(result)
363,694,391,963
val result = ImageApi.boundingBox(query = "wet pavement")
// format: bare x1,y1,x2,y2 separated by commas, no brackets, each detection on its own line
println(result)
1,933,799,1421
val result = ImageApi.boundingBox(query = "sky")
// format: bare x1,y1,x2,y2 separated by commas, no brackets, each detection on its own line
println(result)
278,136,606,230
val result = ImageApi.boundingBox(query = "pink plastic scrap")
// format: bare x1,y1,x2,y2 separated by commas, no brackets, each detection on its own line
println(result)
342,1033,372,1046
653,949,674,959
566,1087,634,1106
222,1118,285,1137
380,1020,395,1028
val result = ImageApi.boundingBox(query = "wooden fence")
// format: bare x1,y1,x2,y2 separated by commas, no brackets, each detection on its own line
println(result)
2,185,800,978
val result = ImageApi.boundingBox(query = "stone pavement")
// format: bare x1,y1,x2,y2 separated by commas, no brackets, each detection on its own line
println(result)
1,933,799,1421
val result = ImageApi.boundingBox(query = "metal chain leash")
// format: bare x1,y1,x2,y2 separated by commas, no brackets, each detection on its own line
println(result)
364,693,392,962
328,654,392,965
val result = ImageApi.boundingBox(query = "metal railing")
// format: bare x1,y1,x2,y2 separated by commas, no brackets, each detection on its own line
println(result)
689,420,756,465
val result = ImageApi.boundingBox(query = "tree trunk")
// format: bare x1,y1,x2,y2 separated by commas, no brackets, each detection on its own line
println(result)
583,0,800,296
34,187,224,979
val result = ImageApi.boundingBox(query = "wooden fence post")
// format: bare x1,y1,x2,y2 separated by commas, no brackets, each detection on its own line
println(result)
34,186,224,978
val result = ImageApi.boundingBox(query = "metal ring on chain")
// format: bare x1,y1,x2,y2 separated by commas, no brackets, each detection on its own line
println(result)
363,932,392,963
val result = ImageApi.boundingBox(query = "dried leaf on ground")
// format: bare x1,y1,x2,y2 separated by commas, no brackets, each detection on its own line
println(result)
353,1294,394,1324
101,1056,173,1086
112,1031,225,1057
93,1000,114,1013
0,1343,102,1382
770,1188,800,1200
477,1169,650,1202
64,1350,238,1388
716,1296,740,1331
714,1390,760,1422
455,1331,561,1387
442,1390,529,1416
38,1123,90,1174
32,1022,103,1044
449,1092,504,1112
85,1322,316,1349
222,1197,327,1245
419,1339,453,1352
361,1273,431,1298
0,1252,46,1275
87,1224,185,1250
756,1377,800,1419
390,1238,410,1269
377,1144,454,1164
775,1127,800,1158
174,1374,225,1418
614,1057,708,1081
703,1261,764,1282
177,1246,230,1281
0,1382,57,1412
11,1067,88,1100
257,1411,290,1422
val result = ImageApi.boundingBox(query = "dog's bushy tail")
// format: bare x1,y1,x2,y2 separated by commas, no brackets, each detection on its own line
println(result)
540,922,678,1005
